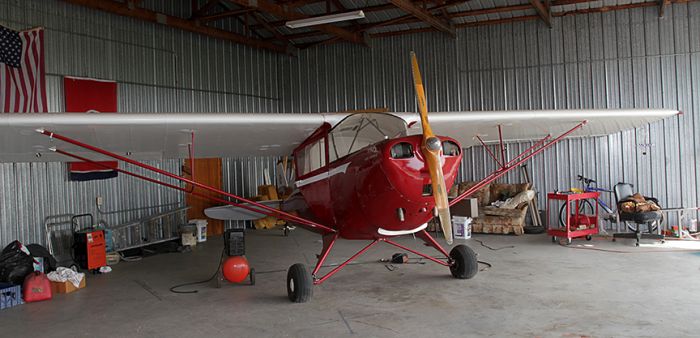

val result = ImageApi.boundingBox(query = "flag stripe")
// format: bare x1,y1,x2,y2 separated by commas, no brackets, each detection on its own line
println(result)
1,26,46,113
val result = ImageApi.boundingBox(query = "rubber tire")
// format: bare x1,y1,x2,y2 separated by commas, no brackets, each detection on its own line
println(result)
249,268,256,286
566,238,572,245
449,245,478,279
287,263,313,303
586,235,592,241
524,225,546,234
552,236,557,243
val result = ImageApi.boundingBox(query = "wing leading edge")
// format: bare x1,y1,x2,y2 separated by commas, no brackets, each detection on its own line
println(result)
0,109,678,163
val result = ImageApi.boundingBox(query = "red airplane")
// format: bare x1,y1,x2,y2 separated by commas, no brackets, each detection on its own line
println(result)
0,53,677,303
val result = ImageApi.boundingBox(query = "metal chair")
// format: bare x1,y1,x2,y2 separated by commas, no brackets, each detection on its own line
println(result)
612,183,664,247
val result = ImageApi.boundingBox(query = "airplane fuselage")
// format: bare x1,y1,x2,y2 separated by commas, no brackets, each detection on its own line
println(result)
292,131,462,240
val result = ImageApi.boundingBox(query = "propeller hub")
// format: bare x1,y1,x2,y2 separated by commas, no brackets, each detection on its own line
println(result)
425,137,441,152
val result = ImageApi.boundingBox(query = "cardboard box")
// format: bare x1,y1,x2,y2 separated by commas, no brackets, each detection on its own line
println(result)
50,278,86,294
450,198,479,217
257,185,279,201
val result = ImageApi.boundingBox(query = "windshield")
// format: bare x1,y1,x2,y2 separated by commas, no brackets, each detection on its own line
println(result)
328,113,408,162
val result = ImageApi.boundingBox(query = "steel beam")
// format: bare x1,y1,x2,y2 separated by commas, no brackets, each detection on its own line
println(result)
63,0,289,53
529,0,552,27
390,0,455,36
225,0,367,45
191,0,222,18
198,8,255,22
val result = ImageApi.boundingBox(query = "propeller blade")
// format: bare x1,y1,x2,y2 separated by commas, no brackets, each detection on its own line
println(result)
410,52,453,245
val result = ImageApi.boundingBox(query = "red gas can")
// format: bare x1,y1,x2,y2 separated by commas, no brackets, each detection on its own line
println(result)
22,272,52,302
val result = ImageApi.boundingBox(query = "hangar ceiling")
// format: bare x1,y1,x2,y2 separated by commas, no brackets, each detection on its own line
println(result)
64,0,691,53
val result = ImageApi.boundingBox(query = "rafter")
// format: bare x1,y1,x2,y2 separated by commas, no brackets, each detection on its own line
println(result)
198,8,255,21
63,0,289,53
658,0,670,16
225,0,367,45
370,0,697,39
191,0,223,18
251,12,291,44
529,0,552,27
389,0,455,36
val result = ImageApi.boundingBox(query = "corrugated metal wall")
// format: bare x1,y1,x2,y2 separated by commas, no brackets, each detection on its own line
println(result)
286,3,699,229
1,0,697,245
0,0,284,245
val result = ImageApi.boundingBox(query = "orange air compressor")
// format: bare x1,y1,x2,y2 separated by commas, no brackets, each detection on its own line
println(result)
72,214,106,271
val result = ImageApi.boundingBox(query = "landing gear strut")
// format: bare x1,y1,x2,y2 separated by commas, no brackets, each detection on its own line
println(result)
285,230,478,303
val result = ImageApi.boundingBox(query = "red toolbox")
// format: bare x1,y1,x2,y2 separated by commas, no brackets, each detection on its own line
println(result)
547,191,600,245
72,214,106,271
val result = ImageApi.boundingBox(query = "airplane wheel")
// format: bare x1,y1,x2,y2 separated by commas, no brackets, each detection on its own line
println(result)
449,245,478,279
287,263,313,303
586,235,592,241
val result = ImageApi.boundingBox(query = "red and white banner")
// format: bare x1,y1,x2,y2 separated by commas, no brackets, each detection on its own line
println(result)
63,76,117,112
0,26,47,113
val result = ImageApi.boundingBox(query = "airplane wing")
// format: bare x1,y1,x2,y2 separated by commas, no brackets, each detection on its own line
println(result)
0,109,678,163
401,109,681,148
0,113,349,162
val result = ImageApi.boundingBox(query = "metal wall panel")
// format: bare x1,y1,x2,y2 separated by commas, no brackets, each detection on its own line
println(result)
0,0,285,244
2,0,699,244
287,3,700,230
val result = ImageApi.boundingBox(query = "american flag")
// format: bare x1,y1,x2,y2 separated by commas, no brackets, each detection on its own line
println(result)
0,25,47,112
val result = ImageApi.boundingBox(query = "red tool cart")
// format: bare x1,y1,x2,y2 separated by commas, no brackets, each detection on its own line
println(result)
547,191,600,245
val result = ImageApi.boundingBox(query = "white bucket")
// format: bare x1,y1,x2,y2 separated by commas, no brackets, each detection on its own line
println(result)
189,219,208,242
452,216,472,240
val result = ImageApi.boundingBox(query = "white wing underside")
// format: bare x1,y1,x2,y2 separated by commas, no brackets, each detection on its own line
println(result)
0,110,679,163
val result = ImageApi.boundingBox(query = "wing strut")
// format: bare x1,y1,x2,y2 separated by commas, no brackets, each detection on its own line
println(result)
449,120,587,207
38,129,336,235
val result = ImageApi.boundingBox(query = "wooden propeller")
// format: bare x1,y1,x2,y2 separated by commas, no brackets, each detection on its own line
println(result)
410,51,453,245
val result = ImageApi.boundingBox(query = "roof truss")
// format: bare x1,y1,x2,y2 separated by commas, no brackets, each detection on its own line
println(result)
63,0,698,53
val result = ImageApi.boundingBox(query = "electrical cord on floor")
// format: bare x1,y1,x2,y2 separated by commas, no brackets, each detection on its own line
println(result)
169,248,225,294
472,239,515,251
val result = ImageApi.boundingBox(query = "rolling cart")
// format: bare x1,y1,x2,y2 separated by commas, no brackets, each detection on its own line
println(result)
547,191,600,245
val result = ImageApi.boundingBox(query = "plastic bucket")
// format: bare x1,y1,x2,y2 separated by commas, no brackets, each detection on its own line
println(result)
189,219,208,242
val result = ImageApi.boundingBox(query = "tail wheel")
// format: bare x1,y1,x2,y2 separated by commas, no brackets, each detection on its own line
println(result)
287,263,313,303
449,245,478,279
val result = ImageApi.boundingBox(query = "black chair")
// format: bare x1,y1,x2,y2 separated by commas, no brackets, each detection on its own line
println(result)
612,183,664,246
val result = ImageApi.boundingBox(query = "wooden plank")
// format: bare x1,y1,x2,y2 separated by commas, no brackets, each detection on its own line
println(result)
389,0,455,36
185,158,224,236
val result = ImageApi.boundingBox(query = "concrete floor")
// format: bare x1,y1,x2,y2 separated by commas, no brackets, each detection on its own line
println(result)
2,230,700,337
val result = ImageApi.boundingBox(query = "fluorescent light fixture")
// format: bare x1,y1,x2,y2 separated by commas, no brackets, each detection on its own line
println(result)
285,10,365,29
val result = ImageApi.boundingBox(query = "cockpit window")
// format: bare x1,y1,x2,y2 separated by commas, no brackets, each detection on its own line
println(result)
328,113,408,162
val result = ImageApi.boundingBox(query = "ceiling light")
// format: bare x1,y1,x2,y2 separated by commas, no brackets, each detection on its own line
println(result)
285,10,365,29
